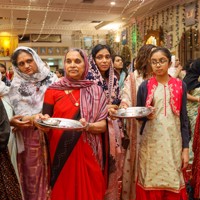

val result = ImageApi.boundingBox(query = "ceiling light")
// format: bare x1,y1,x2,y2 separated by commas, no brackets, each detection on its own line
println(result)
100,23,121,30
110,2,116,6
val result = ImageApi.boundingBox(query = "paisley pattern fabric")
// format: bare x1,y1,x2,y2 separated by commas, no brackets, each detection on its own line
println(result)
0,148,22,200
8,46,58,200
87,55,124,200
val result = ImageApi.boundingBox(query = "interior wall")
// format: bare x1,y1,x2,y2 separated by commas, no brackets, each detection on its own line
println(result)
124,0,200,65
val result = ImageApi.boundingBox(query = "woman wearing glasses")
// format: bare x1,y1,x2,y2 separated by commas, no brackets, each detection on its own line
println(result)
136,47,189,200
87,44,124,200
7,46,58,200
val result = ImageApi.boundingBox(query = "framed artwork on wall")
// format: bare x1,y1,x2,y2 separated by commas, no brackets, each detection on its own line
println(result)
62,47,68,54
121,29,127,45
32,47,38,54
185,2,196,26
84,37,92,50
39,47,46,55
47,47,53,55
54,47,61,55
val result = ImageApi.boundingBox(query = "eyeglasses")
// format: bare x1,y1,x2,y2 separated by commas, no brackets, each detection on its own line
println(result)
150,59,168,66
95,55,111,60
17,59,34,67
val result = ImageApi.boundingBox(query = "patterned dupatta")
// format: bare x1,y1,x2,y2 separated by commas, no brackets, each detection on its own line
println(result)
8,46,58,116
87,55,120,105
87,56,123,199
146,76,183,116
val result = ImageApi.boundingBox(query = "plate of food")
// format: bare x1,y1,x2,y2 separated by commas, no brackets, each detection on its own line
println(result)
36,118,86,131
112,107,153,119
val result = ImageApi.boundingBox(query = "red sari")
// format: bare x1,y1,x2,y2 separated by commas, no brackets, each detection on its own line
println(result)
43,89,106,200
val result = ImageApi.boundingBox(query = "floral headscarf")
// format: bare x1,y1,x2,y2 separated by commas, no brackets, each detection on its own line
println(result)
8,46,58,115
87,55,121,105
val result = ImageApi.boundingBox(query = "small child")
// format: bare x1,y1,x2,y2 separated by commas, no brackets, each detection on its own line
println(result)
136,47,189,200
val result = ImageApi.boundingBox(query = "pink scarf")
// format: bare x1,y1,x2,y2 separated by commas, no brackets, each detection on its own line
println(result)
49,49,108,167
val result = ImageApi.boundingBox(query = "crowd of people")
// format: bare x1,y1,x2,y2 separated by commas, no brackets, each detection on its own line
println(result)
0,43,199,200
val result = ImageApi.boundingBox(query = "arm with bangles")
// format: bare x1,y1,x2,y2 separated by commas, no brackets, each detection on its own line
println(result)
80,119,107,134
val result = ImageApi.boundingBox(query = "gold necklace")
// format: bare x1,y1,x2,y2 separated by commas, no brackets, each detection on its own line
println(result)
69,91,80,107
65,90,72,94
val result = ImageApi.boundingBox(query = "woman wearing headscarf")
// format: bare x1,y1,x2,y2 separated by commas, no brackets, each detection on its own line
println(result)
8,46,58,200
39,48,108,200
87,44,124,199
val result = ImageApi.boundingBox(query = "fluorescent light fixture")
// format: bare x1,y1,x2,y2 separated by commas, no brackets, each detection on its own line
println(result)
95,21,113,30
47,62,54,66
100,23,121,30
110,2,116,5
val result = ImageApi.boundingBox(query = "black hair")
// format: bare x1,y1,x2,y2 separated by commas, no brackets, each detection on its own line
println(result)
91,44,112,78
149,47,172,62
91,44,111,60
0,63,6,71
112,54,123,63
56,68,64,76
11,49,32,67
184,59,193,71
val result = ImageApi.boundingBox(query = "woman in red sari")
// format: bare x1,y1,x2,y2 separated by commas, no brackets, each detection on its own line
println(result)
41,48,108,200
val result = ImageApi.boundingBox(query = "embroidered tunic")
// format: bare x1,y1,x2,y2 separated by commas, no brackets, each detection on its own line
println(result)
137,77,189,192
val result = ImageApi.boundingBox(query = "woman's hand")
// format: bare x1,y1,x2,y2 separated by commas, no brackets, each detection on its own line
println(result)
147,106,156,120
79,118,88,128
107,104,118,120
10,115,32,132
119,103,128,109
182,148,189,170
33,114,50,133
79,118,107,134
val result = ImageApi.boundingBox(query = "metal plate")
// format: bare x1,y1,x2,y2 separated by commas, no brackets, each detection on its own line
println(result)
112,107,153,119
36,118,86,131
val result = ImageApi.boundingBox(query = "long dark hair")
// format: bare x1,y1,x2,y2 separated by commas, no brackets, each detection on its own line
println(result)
91,44,111,60
112,54,128,77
